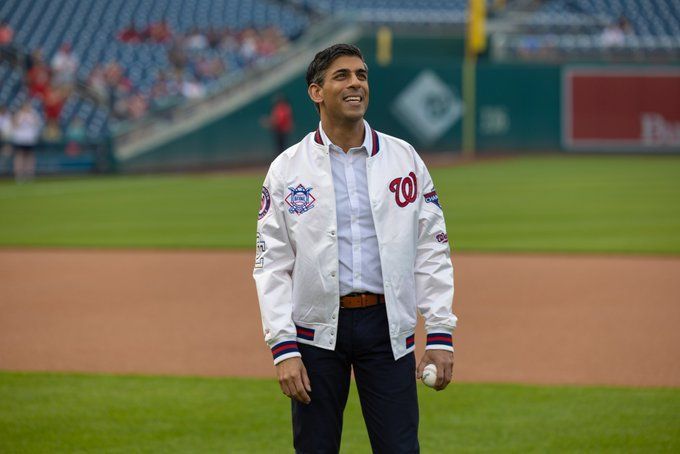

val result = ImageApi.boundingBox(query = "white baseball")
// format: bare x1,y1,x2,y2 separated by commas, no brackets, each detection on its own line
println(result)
421,364,437,388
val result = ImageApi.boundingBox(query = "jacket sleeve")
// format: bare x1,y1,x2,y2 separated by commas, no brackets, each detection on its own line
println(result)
253,163,300,365
413,153,458,352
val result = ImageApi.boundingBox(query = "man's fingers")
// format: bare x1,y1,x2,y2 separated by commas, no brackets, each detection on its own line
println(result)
437,364,452,391
435,365,446,390
416,359,425,379
279,379,293,398
301,365,312,393
292,376,311,404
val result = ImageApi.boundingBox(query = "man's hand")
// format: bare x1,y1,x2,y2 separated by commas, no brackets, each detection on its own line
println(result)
416,349,454,391
276,357,312,404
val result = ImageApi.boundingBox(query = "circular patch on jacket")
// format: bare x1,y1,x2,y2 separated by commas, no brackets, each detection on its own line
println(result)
259,186,271,220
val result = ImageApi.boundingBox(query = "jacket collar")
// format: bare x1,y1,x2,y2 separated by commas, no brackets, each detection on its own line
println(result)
313,120,380,157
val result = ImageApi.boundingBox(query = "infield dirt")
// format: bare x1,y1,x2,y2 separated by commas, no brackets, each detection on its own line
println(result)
1,249,678,387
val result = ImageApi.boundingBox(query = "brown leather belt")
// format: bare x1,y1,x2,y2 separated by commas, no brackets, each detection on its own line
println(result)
340,293,385,309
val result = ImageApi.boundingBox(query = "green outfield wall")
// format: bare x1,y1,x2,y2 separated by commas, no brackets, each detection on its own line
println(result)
117,34,678,171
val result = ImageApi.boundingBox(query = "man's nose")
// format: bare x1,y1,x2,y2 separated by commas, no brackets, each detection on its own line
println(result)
347,73,361,87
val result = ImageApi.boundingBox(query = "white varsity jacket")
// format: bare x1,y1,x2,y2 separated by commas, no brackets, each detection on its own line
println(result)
253,123,457,365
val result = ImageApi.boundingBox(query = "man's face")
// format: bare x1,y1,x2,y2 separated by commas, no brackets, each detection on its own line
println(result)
310,55,369,122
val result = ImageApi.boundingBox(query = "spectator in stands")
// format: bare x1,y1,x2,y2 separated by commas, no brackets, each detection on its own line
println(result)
179,74,205,99
168,37,188,70
207,28,222,49
147,20,173,43
118,23,145,43
267,93,293,154
617,15,633,34
24,48,43,72
0,105,12,158
11,101,42,183
51,43,79,87
104,62,133,118
601,15,632,47
239,28,259,66
0,21,13,45
260,26,289,56
43,85,68,141
26,51,51,101
127,91,148,119
186,27,208,50
195,55,225,81
0,20,17,65
87,64,108,101
220,30,239,52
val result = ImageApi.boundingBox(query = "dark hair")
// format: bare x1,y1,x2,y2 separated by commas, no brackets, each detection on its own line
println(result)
306,43,365,87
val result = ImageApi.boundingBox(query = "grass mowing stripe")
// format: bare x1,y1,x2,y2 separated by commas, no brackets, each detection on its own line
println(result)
0,155,678,254
0,372,678,453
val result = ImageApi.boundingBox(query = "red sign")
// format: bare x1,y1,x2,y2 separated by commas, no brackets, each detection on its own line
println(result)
563,68,680,150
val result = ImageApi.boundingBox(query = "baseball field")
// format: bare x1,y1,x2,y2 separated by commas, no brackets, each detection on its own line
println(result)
1,154,679,452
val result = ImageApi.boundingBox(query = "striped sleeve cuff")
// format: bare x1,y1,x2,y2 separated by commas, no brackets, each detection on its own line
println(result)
425,332,454,352
271,340,301,365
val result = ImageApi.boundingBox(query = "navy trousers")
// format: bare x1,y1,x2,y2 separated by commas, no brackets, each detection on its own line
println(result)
292,304,419,454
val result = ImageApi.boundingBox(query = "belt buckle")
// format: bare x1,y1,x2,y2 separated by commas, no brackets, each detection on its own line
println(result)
361,293,368,308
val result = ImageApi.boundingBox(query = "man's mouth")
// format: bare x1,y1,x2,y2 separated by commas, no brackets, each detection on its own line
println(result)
343,95,363,104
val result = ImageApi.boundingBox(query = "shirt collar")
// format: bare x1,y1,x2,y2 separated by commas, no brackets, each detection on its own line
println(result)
316,119,375,155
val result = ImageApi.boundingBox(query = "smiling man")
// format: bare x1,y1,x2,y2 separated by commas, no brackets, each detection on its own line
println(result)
253,44,457,453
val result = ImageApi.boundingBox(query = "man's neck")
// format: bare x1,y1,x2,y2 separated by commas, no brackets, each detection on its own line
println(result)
320,116,365,153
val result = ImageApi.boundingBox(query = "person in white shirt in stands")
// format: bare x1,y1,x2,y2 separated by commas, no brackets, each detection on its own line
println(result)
11,101,42,183
51,43,79,87
253,44,457,453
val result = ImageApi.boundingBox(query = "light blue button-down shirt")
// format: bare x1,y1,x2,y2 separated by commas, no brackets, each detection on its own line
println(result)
319,121,384,297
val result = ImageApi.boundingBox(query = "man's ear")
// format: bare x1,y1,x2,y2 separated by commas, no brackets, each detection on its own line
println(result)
308,83,323,105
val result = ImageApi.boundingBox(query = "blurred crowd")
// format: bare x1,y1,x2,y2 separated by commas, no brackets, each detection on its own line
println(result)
0,18,292,181
0,18,292,142
104,22,290,120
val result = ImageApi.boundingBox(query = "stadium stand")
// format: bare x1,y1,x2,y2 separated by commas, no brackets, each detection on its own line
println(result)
0,0,310,141
296,0,469,24
493,0,680,61
0,0,678,177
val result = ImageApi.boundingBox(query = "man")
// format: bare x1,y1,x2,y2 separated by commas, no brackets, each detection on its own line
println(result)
253,44,456,453
12,101,42,183
268,93,294,154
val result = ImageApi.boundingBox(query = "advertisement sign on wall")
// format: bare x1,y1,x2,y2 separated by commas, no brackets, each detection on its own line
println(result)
563,67,680,151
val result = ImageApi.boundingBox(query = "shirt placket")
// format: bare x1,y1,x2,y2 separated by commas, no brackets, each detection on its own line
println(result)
344,149,363,291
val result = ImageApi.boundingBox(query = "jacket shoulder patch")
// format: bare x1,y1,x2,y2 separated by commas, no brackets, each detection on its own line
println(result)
424,190,442,209
259,187,271,220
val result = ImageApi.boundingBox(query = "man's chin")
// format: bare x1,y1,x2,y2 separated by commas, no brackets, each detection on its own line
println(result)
341,107,367,122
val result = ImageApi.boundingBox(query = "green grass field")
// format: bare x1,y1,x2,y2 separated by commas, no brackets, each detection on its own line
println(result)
0,155,679,254
1,155,679,452
1,372,678,453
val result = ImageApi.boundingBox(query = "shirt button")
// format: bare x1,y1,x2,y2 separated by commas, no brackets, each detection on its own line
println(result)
330,271,336,277
330,230,336,236
329,340,333,345
331,329,335,335
332,313,337,320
